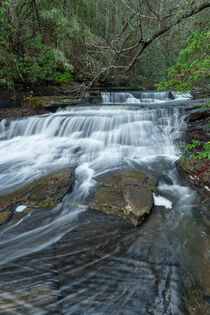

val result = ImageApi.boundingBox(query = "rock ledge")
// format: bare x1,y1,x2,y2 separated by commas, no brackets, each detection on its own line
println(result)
87,168,157,226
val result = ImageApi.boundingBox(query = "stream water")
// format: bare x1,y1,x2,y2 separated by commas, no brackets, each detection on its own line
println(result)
0,92,209,314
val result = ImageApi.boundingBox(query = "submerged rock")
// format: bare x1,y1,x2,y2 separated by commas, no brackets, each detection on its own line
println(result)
0,168,74,224
86,168,157,226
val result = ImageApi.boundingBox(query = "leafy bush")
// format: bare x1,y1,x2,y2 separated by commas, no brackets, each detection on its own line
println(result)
0,32,57,88
55,72,74,84
156,30,210,91
181,140,210,160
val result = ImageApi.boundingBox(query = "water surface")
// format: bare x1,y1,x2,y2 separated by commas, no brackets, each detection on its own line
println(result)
0,94,209,314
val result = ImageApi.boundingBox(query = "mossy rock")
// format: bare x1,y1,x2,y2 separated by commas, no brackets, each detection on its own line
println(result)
86,168,157,226
0,209,12,225
31,96,81,108
0,168,75,224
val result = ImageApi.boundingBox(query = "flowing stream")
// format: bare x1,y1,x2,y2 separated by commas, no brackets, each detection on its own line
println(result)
0,92,209,314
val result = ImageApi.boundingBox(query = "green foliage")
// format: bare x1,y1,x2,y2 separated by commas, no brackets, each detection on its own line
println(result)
0,0,209,89
201,101,210,112
157,30,210,91
181,140,210,160
56,72,74,84
22,91,44,109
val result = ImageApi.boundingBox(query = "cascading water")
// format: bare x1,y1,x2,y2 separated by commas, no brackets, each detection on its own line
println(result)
0,99,208,314
0,106,184,194
84,90,192,104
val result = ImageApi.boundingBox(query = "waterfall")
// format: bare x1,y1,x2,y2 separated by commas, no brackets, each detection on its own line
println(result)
0,105,186,194
0,98,208,314
84,91,192,104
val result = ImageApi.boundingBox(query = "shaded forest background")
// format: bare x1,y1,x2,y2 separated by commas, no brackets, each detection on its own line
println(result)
0,0,209,93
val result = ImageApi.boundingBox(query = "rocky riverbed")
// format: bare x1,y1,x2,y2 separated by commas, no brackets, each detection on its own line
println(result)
0,98,209,314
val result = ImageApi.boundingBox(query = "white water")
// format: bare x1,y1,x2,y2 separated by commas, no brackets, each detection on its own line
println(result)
15,205,27,213
0,106,186,195
100,91,191,104
0,101,209,314
0,104,192,267
153,194,172,209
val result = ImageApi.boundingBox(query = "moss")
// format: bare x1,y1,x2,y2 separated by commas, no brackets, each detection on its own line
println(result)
0,168,74,218
31,96,77,108
39,199,55,207
31,97,44,109
0,210,12,225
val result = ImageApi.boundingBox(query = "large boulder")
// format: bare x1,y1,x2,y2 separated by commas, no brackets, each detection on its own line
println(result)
86,168,157,226
0,168,74,225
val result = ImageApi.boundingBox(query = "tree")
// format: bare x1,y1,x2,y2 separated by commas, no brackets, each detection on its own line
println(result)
0,0,209,92
83,1,210,88
156,29,210,91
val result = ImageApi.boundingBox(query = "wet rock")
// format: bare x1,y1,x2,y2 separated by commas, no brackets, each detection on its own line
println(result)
86,168,157,226
32,96,81,108
176,108,210,194
0,168,75,222
0,107,47,122
191,85,210,99
83,95,102,104
176,158,210,195
0,282,54,314
0,209,12,225
168,91,175,100
160,174,173,185
186,109,210,143
187,109,209,125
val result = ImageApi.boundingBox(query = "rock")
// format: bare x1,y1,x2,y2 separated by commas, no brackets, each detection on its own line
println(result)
0,282,54,313
88,91,101,96
191,85,210,99
168,91,175,100
0,168,75,223
187,110,209,125
187,108,209,135
0,209,12,225
83,94,102,104
31,96,82,108
186,109,210,143
176,108,210,194
176,158,210,195
0,107,47,122
86,168,157,226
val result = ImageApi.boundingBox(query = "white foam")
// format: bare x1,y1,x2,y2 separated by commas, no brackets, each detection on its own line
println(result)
204,185,210,192
15,205,27,213
0,106,185,195
153,194,172,209
173,91,192,100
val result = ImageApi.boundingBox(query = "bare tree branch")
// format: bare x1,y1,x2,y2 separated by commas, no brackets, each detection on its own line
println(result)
78,1,210,95
127,1,210,70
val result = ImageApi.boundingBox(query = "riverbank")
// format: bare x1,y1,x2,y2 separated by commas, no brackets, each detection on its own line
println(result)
176,108,210,195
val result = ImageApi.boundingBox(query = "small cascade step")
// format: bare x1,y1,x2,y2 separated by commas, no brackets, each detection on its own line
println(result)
83,91,191,104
